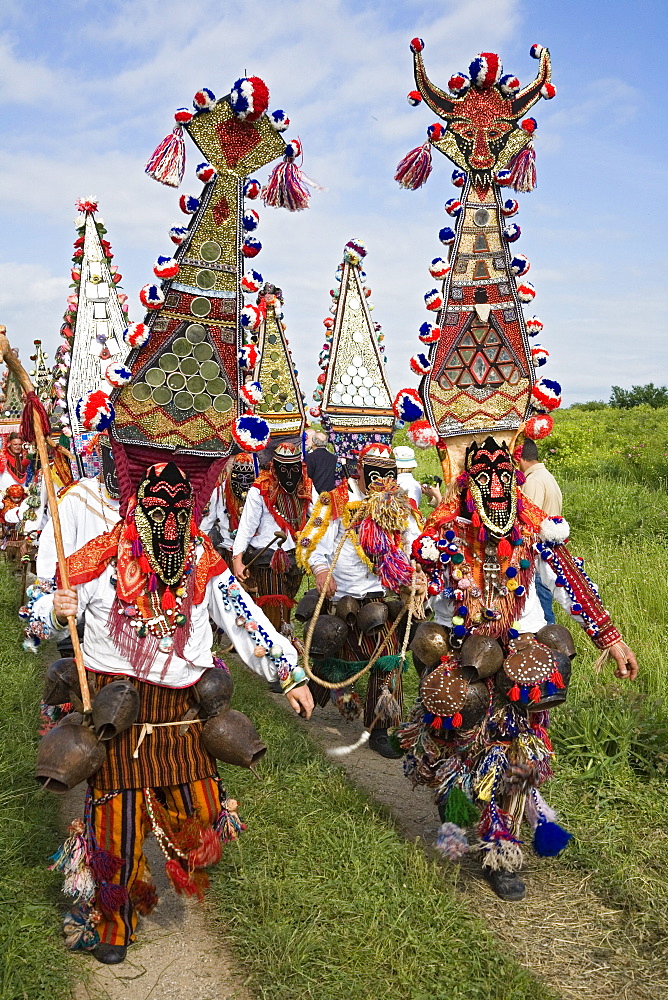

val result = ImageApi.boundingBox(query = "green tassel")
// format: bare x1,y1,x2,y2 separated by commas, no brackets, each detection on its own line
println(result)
312,654,405,684
443,786,478,827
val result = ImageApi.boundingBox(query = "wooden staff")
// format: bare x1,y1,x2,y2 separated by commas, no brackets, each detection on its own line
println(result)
0,328,91,712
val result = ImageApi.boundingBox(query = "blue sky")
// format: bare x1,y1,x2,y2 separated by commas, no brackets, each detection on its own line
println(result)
0,0,666,406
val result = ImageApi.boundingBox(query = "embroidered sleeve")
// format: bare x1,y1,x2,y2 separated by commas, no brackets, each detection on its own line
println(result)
536,540,622,649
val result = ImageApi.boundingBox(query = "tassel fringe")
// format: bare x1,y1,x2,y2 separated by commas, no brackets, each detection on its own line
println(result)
145,126,186,188
394,142,433,190
262,160,311,211
507,141,536,193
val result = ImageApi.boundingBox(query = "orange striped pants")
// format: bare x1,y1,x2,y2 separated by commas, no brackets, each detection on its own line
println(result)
91,776,221,946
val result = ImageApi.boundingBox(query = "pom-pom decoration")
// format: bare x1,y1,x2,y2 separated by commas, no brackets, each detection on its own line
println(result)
344,238,367,266
240,381,263,407
139,284,165,310
427,123,445,141
498,73,520,98
269,109,290,132
169,226,189,245
429,258,450,280
521,117,538,134
435,822,469,861
444,198,462,217
231,414,270,452
469,53,502,90
531,345,549,367
530,43,544,59
240,304,262,331
524,413,553,440
240,270,263,294
408,419,439,449
174,108,193,124
407,90,422,106
532,378,562,412
196,162,216,183
510,254,530,276
410,37,424,53
541,82,557,99
123,323,150,349
539,516,570,545
284,139,302,159
242,237,262,258
75,197,98,214
501,198,519,217
393,388,424,423
229,76,270,123
503,223,521,242
439,227,456,245
243,209,260,232
153,255,179,280
323,317,334,330
424,288,443,311
533,819,573,858
394,142,433,190
244,178,261,200
238,344,260,370
105,362,133,388
410,353,432,376
76,390,115,432
448,73,470,98
516,280,536,303
419,322,441,345
526,315,544,336
495,169,513,186
451,168,466,187
193,88,216,111
179,194,200,214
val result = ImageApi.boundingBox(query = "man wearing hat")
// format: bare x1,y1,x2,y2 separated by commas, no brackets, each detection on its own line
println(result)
297,442,423,757
393,445,423,507
232,441,313,632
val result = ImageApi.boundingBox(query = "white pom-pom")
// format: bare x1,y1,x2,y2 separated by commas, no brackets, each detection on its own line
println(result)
539,516,570,544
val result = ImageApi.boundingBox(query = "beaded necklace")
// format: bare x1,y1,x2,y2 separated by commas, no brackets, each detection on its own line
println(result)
116,539,196,653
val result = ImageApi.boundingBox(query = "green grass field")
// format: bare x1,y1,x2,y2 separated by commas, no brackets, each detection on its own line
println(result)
2,405,668,997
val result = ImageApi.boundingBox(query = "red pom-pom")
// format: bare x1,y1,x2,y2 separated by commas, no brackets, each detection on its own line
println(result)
497,538,512,558
524,413,553,440
508,684,520,702
407,420,439,449
410,37,424,53
529,684,542,702
451,712,463,728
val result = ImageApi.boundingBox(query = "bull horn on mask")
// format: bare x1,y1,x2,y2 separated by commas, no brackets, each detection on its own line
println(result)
35,714,106,793
201,709,267,768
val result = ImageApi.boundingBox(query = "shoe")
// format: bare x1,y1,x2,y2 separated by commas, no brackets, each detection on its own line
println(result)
483,868,526,902
93,943,127,964
368,728,402,759
267,680,283,694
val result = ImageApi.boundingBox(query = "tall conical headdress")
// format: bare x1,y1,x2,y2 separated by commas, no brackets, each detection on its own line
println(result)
81,78,310,510
246,283,305,440
50,198,129,473
0,354,25,432
393,41,560,472
29,341,52,411
315,239,394,468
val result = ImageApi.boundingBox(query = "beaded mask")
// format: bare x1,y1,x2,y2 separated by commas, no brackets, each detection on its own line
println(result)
230,456,255,503
100,438,119,500
134,463,194,585
273,458,302,495
465,436,516,536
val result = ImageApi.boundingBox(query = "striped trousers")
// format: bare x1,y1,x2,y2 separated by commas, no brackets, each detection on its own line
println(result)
91,776,221,946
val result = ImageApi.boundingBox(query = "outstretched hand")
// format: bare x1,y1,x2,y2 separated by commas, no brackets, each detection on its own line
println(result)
607,640,638,681
286,683,314,719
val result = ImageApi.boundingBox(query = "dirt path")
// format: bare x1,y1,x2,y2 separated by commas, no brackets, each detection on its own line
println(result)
285,695,668,1000
62,789,251,1000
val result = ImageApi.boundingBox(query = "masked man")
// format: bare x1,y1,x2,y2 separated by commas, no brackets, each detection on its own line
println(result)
32,461,313,965
201,452,256,567
399,436,637,900
232,442,312,632
297,443,424,758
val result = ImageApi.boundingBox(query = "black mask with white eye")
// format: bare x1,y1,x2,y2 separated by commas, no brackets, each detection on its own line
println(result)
100,440,119,500
230,462,255,503
135,462,194,584
465,436,516,534
273,459,302,495
362,463,397,491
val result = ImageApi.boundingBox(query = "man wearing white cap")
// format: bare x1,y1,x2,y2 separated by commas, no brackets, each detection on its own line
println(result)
393,445,422,507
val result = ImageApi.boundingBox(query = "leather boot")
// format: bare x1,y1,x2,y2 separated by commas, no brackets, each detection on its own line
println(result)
93,943,127,964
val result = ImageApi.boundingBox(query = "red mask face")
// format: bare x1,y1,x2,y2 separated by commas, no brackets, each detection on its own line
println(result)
465,437,516,534
135,463,194,584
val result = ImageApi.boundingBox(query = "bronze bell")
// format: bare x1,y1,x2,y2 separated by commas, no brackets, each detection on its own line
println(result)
91,679,141,741
335,595,360,626
495,648,572,709
385,598,404,623
194,667,234,719
309,614,349,659
409,621,450,670
35,715,106,793
356,601,388,635
534,624,577,660
294,588,322,623
459,680,490,729
201,709,267,768
42,657,80,706
459,635,504,680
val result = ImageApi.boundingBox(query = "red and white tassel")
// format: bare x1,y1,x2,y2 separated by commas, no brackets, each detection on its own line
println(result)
262,159,311,211
145,126,186,188
506,141,536,193
394,142,433,190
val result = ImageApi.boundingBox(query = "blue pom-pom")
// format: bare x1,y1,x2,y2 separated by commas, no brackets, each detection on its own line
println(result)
456,605,468,616
533,819,573,857
439,226,456,245
452,624,467,637
445,529,456,541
